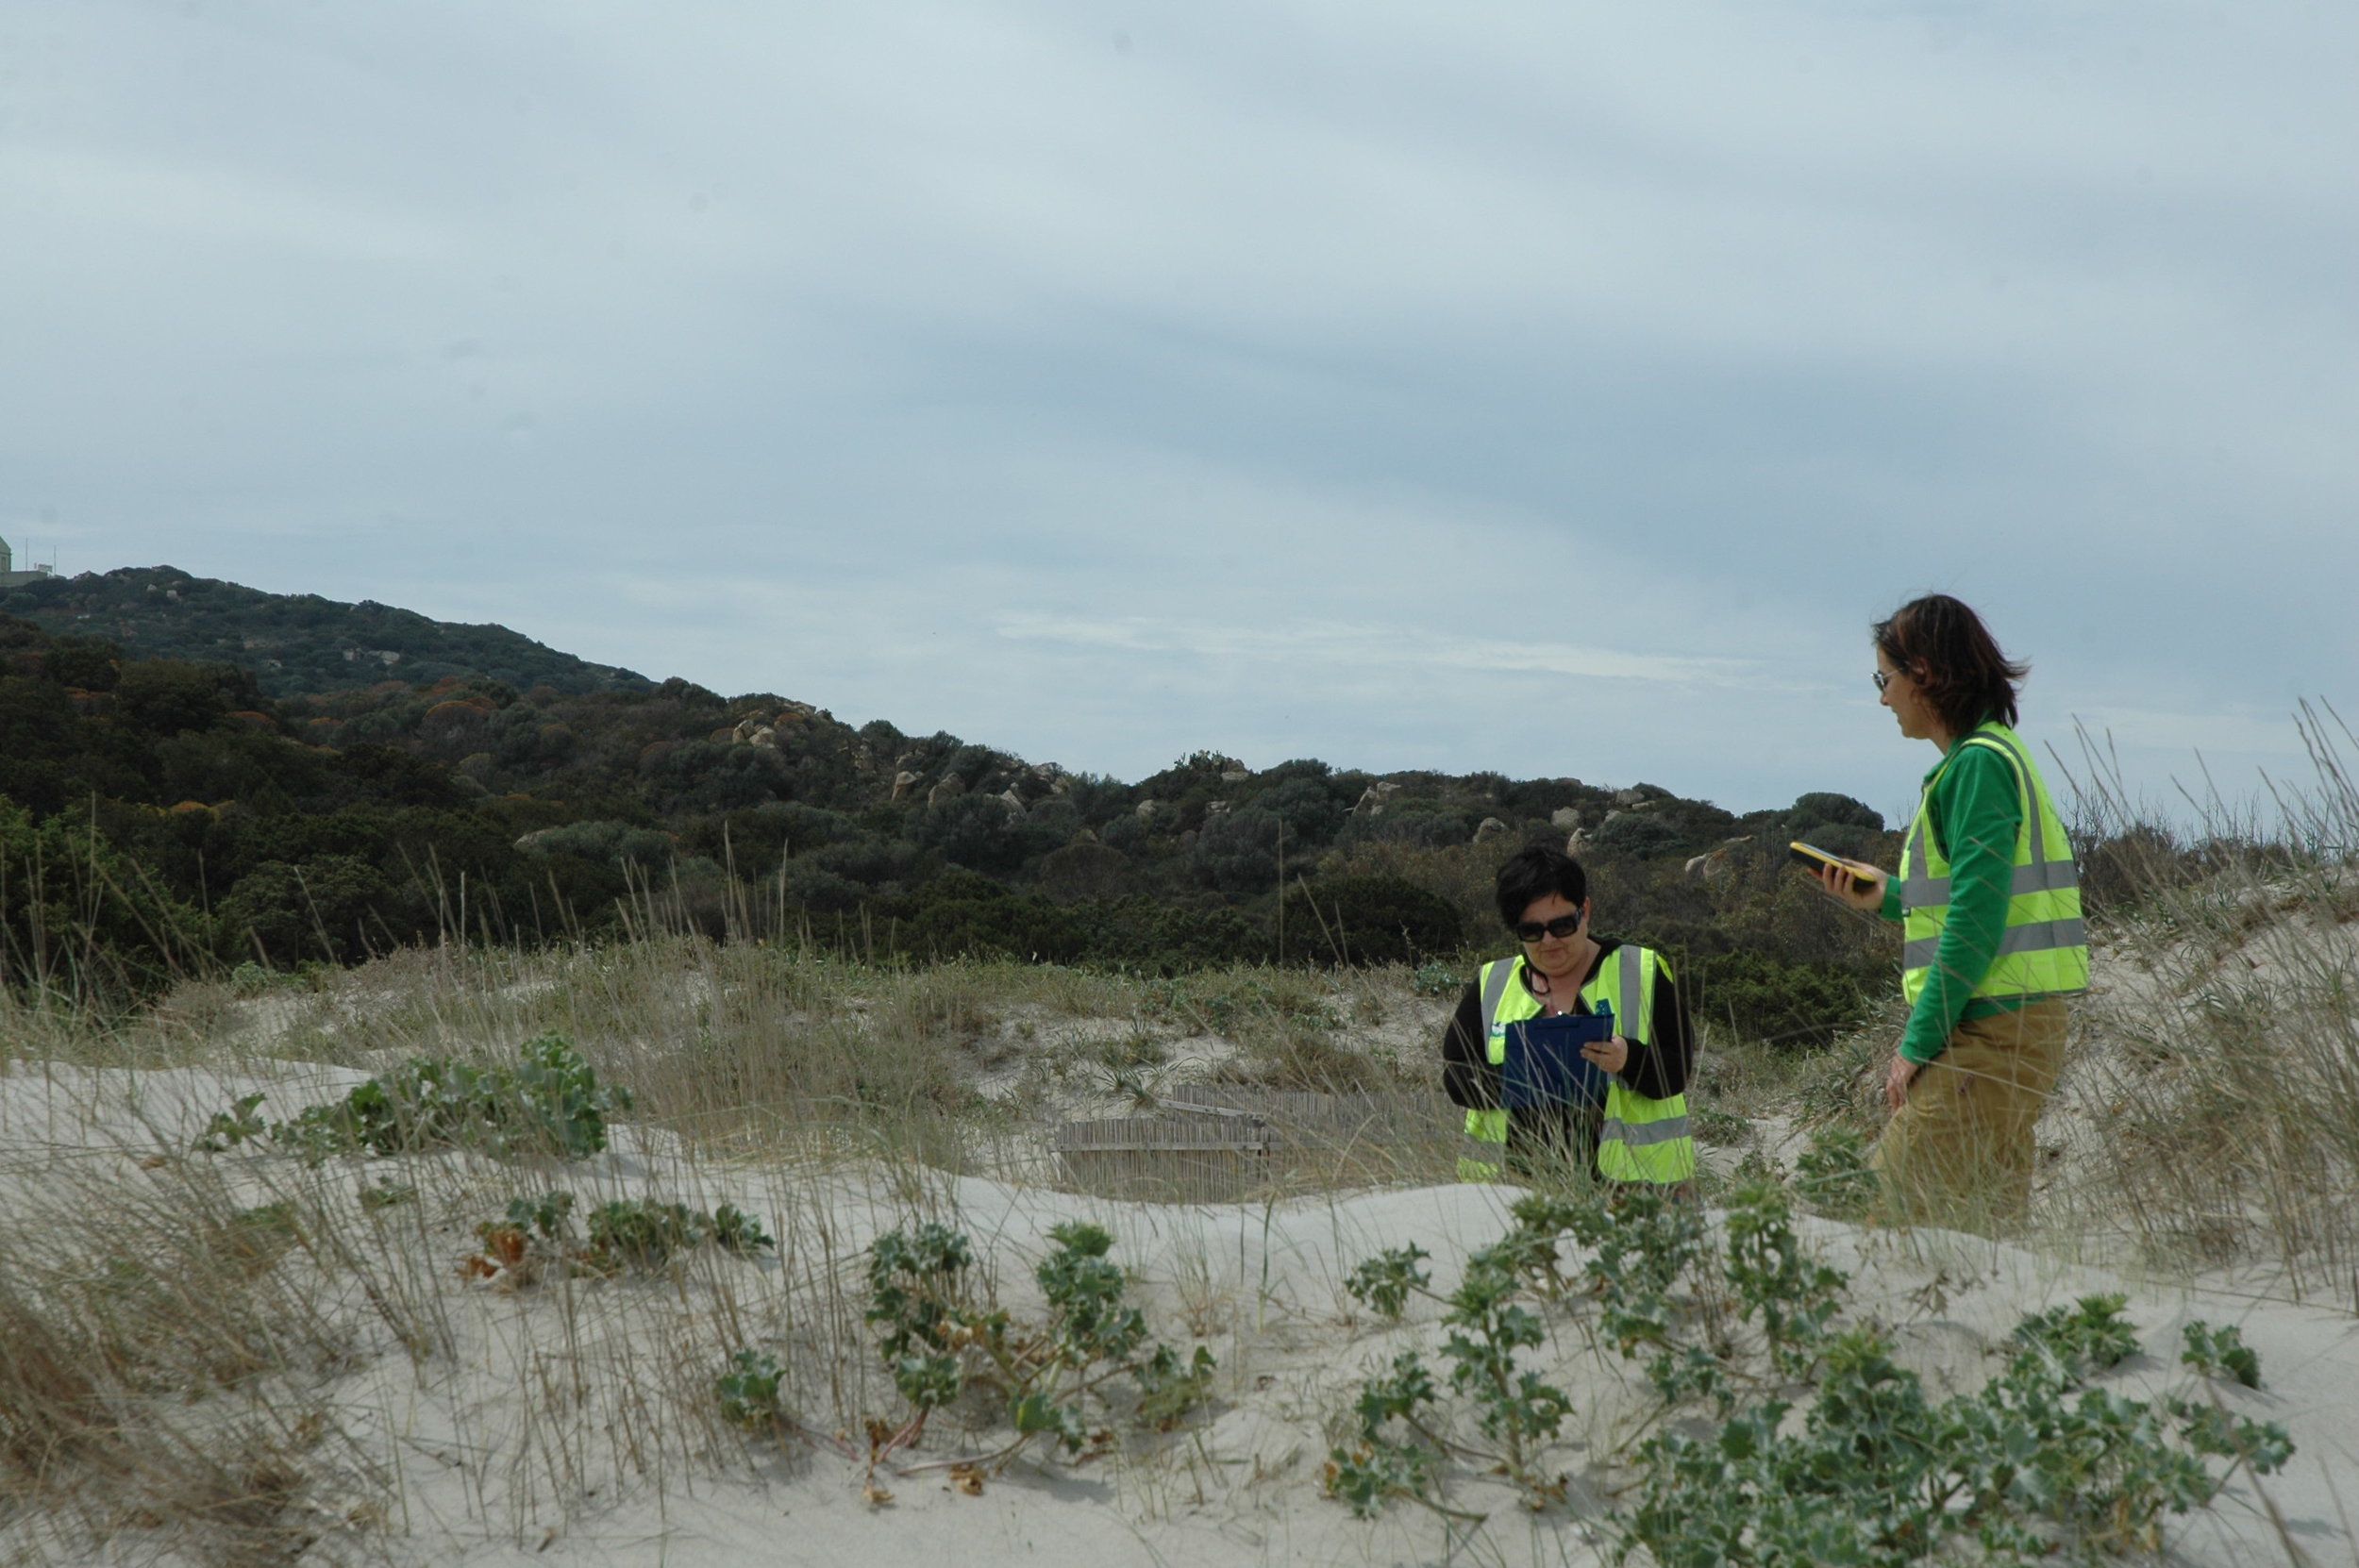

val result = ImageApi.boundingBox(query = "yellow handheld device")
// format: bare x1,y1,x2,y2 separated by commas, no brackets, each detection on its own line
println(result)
1788,841,1854,876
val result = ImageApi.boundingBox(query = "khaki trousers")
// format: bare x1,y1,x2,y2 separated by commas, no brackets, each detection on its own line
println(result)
1870,999,2068,1233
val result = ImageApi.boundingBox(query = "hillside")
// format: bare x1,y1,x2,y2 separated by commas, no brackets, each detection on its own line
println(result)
1,575,1898,1043
1,566,651,698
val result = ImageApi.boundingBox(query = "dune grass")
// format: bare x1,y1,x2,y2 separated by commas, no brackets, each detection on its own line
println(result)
2040,703,2359,1292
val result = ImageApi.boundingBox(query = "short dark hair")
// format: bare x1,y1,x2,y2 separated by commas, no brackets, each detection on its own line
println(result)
1873,593,2028,736
1495,845,1587,927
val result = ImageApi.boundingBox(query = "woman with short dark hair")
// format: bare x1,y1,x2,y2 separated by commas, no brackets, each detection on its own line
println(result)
1808,594,2089,1229
1442,844,1696,1185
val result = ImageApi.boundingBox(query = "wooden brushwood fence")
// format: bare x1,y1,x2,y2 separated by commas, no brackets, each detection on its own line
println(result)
1053,1085,1459,1203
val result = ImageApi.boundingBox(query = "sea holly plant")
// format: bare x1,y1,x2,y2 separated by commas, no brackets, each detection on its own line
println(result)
1558,1184,1732,1410
586,1199,705,1271
2013,1292,2140,1377
1325,1351,1448,1519
862,1220,1216,1476
1440,1243,1574,1502
2180,1318,2263,1389
1330,1196,2297,1558
203,1034,632,1163
460,1190,774,1284
1613,1296,2295,1565
1134,1341,1220,1430
192,1092,268,1153
510,1033,634,1156
1330,1184,1866,1521
1331,1226,1580,1512
864,1222,973,1420
711,1203,776,1257
1342,1243,1431,1323
715,1350,788,1432
1718,1178,1848,1378
1792,1126,1880,1220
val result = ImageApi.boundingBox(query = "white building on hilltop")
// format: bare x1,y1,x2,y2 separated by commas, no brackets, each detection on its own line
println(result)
0,535,58,589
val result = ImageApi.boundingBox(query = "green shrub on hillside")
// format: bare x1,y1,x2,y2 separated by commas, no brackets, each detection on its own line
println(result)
1687,950,1873,1051
1193,806,1285,893
517,819,678,869
896,875,1088,963
1294,876,1462,966
1589,812,1686,859
216,855,397,966
0,798,213,999
1337,800,1474,852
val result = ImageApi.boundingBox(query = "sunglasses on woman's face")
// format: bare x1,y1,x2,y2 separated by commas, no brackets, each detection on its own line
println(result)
1513,913,1582,942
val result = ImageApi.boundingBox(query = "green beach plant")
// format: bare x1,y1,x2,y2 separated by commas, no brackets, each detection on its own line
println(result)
862,1219,1215,1473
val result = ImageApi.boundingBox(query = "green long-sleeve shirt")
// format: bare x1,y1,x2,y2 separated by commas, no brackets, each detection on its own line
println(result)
1881,738,2030,1064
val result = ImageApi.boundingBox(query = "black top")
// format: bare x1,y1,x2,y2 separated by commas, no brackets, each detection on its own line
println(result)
1440,938,1694,1110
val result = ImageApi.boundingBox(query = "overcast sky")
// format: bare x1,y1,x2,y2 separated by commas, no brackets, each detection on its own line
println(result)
3,0,2351,827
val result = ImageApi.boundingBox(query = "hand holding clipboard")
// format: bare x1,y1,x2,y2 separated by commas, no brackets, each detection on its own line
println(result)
1501,1001,1626,1109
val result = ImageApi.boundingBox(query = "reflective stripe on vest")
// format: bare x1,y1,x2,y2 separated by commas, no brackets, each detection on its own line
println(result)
1458,952,1523,1181
1898,722,2091,1006
1461,945,1695,1185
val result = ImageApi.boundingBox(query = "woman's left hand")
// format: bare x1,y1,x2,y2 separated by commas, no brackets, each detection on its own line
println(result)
1583,1034,1631,1075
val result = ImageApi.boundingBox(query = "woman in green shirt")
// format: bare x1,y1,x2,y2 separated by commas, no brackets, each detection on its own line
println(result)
1809,595,2089,1230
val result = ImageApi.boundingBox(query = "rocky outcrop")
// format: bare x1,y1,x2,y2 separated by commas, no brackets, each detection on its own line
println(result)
709,704,817,752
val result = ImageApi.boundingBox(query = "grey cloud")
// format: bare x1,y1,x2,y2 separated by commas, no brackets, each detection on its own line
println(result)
0,0,2349,814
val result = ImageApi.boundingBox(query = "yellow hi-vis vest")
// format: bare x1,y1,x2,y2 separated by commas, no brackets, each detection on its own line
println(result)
1899,721,2090,1006
1458,945,1695,1186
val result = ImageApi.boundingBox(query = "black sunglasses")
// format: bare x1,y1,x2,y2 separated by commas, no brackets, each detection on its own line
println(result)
1512,913,1582,942
1872,669,1893,692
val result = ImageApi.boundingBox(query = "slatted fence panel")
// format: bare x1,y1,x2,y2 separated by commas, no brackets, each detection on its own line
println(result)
1055,1088,1461,1202
1053,1115,1272,1203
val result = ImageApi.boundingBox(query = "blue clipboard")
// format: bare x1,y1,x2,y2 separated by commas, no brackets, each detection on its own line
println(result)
1501,1001,1614,1110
